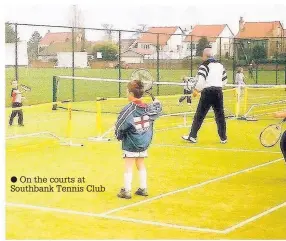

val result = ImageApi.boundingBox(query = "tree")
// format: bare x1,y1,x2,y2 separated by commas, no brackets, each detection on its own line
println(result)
196,37,210,57
5,23,19,43
92,42,118,61
101,24,114,42
132,24,148,38
252,45,267,60
27,31,42,60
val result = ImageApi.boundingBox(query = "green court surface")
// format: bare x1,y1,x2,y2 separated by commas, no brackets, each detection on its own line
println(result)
5,67,286,106
5,91,286,239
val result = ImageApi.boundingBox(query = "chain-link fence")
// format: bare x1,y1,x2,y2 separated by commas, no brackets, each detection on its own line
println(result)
5,22,286,105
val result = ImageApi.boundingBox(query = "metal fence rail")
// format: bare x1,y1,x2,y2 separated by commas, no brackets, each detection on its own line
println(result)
5,22,286,103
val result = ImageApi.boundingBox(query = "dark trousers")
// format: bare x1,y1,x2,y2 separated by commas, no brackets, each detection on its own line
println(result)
179,89,192,104
280,131,286,161
189,87,227,140
9,102,23,125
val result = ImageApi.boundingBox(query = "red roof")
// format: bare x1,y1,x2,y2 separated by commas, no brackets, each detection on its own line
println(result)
236,21,282,38
184,25,226,42
40,32,72,45
137,27,179,46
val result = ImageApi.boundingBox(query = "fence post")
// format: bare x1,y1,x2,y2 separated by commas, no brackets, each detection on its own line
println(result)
190,35,193,76
156,33,160,96
284,60,286,86
219,37,222,62
72,26,75,101
255,65,258,84
118,30,122,97
15,23,18,82
52,76,57,110
232,39,236,84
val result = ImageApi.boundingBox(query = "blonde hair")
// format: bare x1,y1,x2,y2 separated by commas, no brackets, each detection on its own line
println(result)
237,67,243,73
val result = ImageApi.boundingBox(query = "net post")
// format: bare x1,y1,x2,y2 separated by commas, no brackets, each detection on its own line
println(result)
60,101,83,147
67,102,72,138
243,87,248,114
235,86,241,118
88,98,111,142
118,30,122,97
52,76,58,110
15,23,18,82
72,26,75,102
96,98,103,136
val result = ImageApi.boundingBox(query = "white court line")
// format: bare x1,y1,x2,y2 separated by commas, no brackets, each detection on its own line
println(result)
101,158,283,215
6,202,223,234
223,201,286,234
153,144,281,154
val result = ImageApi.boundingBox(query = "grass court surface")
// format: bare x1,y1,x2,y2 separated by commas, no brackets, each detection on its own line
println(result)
6,80,286,238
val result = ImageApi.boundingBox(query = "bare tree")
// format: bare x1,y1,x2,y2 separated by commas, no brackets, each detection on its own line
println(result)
101,24,114,42
132,24,148,38
69,5,86,51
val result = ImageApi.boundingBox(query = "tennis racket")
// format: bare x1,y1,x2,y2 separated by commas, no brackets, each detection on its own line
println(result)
20,84,32,92
130,68,155,101
259,118,286,147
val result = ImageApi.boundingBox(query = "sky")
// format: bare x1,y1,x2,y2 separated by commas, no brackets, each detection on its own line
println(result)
3,3,286,42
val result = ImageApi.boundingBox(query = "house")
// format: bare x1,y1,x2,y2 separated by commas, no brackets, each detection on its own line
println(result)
121,49,154,64
235,18,284,57
132,26,185,59
183,24,234,57
38,30,86,61
119,38,137,53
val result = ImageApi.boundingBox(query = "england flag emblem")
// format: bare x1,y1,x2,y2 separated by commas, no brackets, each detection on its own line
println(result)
134,115,150,130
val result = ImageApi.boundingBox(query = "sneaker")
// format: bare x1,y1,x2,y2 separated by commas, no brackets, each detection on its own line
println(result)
187,103,191,106
18,124,24,127
182,135,197,143
135,188,148,196
220,139,227,144
117,188,131,199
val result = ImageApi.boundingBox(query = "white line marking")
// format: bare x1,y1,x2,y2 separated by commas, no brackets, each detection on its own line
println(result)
153,144,281,154
101,158,283,215
6,202,223,234
223,201,286,233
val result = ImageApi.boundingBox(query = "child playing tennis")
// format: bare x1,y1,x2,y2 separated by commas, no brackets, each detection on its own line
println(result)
178,76,192,105
115,79,162,199
9,80,25,126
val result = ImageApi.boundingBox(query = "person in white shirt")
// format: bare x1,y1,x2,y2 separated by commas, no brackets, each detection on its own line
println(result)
235,67,245,86
182,48,228,144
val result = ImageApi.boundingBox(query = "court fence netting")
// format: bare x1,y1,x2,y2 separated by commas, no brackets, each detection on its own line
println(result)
6,75,286,146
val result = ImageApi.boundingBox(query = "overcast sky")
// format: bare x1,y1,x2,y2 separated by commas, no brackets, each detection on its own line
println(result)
4,3,286,41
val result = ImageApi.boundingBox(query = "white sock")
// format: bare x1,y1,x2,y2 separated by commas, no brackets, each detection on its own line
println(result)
139,169,147,189
124,172,132,191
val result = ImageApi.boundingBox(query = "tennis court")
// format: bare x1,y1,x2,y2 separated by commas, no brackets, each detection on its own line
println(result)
5,77,286,239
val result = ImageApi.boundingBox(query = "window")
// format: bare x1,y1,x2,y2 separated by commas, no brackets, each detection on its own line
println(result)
224,44,229,51
142,44,150,49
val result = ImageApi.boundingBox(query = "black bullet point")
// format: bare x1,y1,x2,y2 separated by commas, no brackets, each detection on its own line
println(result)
11,176,17,183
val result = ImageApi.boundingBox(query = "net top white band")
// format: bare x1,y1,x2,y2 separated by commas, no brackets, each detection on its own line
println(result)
56,75,286,89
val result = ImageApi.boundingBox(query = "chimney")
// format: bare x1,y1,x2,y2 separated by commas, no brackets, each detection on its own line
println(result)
239,17,245,31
